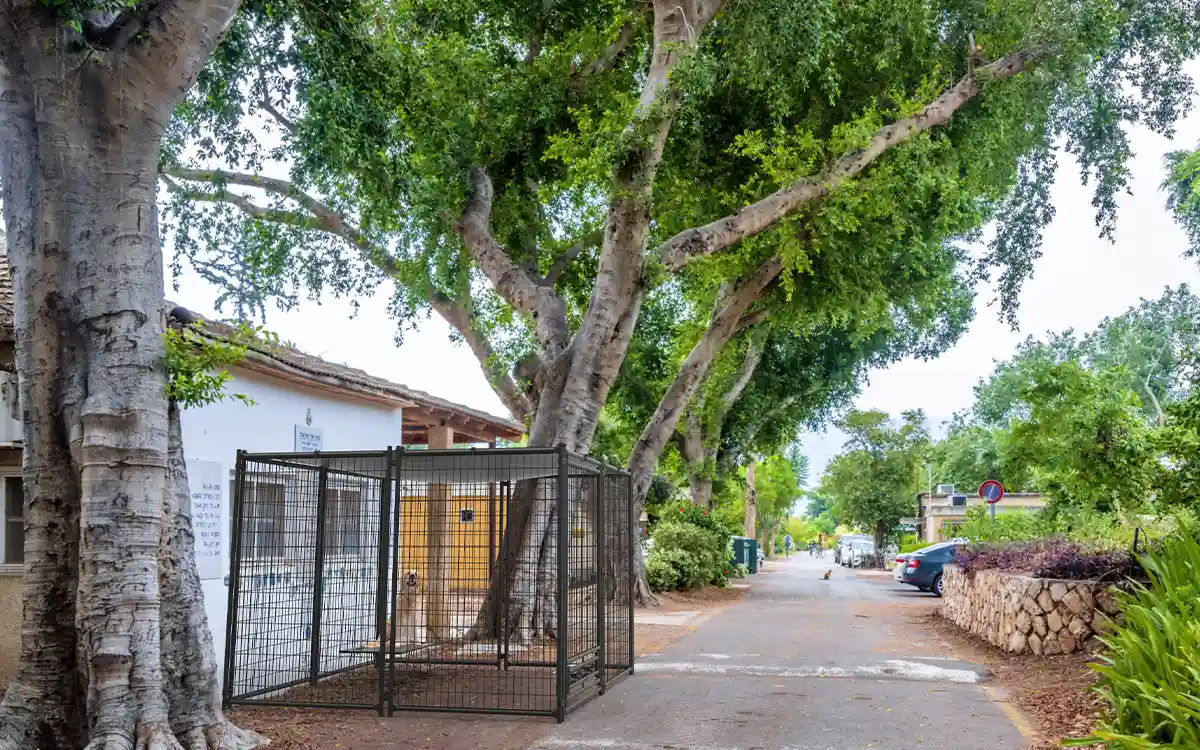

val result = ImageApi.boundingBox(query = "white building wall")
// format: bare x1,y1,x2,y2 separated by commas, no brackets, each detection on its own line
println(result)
180,367,405,698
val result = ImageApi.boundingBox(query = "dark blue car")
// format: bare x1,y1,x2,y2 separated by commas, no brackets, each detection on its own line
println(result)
900,541,959,597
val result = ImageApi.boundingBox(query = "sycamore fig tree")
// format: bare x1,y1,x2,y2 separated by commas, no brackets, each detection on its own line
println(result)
164,0,1198,616
819,410,931,555
607,260,971,510
0,2,269,748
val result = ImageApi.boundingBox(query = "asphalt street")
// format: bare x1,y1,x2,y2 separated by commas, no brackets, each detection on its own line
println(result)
532,553,1027,750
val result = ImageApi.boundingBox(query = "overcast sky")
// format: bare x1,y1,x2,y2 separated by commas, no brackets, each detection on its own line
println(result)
166,70,1200,485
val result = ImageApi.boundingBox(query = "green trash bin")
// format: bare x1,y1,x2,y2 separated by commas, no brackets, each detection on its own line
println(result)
730,536,759,574
730,536,747,569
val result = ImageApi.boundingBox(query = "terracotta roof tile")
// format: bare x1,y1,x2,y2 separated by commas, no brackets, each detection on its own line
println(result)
186,312,525,441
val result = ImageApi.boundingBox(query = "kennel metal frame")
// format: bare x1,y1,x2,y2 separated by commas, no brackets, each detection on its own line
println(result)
222,445,635,722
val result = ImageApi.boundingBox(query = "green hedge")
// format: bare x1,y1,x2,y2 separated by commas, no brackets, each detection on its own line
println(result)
646,501,733,592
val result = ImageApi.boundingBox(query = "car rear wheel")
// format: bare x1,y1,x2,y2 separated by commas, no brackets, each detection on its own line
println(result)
931,573,944,598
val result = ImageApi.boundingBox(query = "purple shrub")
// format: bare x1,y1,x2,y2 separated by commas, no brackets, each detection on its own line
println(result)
955,538,1143,582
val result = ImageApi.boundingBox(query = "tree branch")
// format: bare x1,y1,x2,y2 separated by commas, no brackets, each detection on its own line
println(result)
542,229,602,286
161,165,407,278
574,18,639,79
124,0,243,102
717,325,769,428
453,167,570,358
736,308,770,333
427,289,532,423
162,166,533,423
628,254,783,498
256,64,297,135
560,1,726,452
161,174,320,230
654,44,1058,272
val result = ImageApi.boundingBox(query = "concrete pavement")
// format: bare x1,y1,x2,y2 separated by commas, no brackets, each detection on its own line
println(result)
535,553,1027,750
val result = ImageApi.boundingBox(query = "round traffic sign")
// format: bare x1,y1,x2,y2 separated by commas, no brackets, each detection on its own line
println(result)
979,480,1005,504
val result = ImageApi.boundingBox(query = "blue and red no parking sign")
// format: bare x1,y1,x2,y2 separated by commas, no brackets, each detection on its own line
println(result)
978,479,1005,505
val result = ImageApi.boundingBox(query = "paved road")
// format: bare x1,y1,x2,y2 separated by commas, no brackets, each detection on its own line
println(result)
533,553,1027,750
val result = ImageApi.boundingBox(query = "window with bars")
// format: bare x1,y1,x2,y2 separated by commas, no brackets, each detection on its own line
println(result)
324,487,363,556
4,476,23,564
245,481,286,560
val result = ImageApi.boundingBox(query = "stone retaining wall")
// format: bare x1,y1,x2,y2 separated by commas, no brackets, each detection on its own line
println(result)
942,566,1122,655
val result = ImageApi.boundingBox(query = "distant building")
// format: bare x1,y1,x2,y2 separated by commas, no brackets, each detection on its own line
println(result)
905,488,1048,542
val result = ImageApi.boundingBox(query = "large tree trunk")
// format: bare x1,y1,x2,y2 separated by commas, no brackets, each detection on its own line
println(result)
689,474,715,510
0,9,261,746
744,461,757,540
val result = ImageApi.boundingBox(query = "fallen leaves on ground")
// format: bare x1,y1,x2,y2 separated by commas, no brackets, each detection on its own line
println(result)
917,608,1105,749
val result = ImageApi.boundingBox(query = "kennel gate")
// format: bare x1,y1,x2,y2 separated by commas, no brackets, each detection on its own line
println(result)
222,446,635,721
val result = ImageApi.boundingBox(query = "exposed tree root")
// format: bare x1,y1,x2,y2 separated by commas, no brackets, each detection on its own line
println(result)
78,720,268,750
186,720,269,750
635,577,661,608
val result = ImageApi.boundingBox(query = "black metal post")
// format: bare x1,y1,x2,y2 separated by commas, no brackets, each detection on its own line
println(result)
555,444,570,722
596,463,607,694
628,471,635,676
375,447,393,715
309,459,331,685
387,447,404,714
222,451,247,708
498,480,509,670
488,439,497,582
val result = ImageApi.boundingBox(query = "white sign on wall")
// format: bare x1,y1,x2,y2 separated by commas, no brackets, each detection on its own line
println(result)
188,460,224,581
295,425,323,452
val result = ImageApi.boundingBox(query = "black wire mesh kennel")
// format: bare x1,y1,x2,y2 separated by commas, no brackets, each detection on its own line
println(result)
222,446,634,721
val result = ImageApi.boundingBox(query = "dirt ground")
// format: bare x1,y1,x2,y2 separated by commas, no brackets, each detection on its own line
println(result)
634,585,746,656
231,585,746,749
911,606,1105,749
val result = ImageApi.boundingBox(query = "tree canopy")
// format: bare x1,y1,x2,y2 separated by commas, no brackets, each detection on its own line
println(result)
163,0,1200,435
926,286,1200,513
818,410,930,546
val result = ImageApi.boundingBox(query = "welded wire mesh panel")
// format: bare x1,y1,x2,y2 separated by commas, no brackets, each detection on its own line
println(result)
602,471,634,681
226,453,389,709
563,466,601,708
389,448,561,716
225,446,631,719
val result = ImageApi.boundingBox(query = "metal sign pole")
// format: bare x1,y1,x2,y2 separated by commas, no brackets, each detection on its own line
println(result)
979,480,1004,525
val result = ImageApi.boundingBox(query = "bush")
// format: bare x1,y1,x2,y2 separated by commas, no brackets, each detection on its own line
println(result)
955,538,1143,582
659,500,733,538
652,521,727,587
646,547,699,591
644,501,735,592
956,505,1052,543
645,551,682,592
1066,530,1200,748
900,540,935,554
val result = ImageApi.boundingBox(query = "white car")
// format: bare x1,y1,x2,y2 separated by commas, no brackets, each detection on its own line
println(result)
846,540,876,568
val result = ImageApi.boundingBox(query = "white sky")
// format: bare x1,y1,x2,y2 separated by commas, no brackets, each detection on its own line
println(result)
166,72,1200,483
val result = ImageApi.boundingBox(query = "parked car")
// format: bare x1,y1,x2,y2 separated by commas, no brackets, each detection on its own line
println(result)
846,539,876,568
900,541,960,596
892,552,911,581
834,534,871,565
